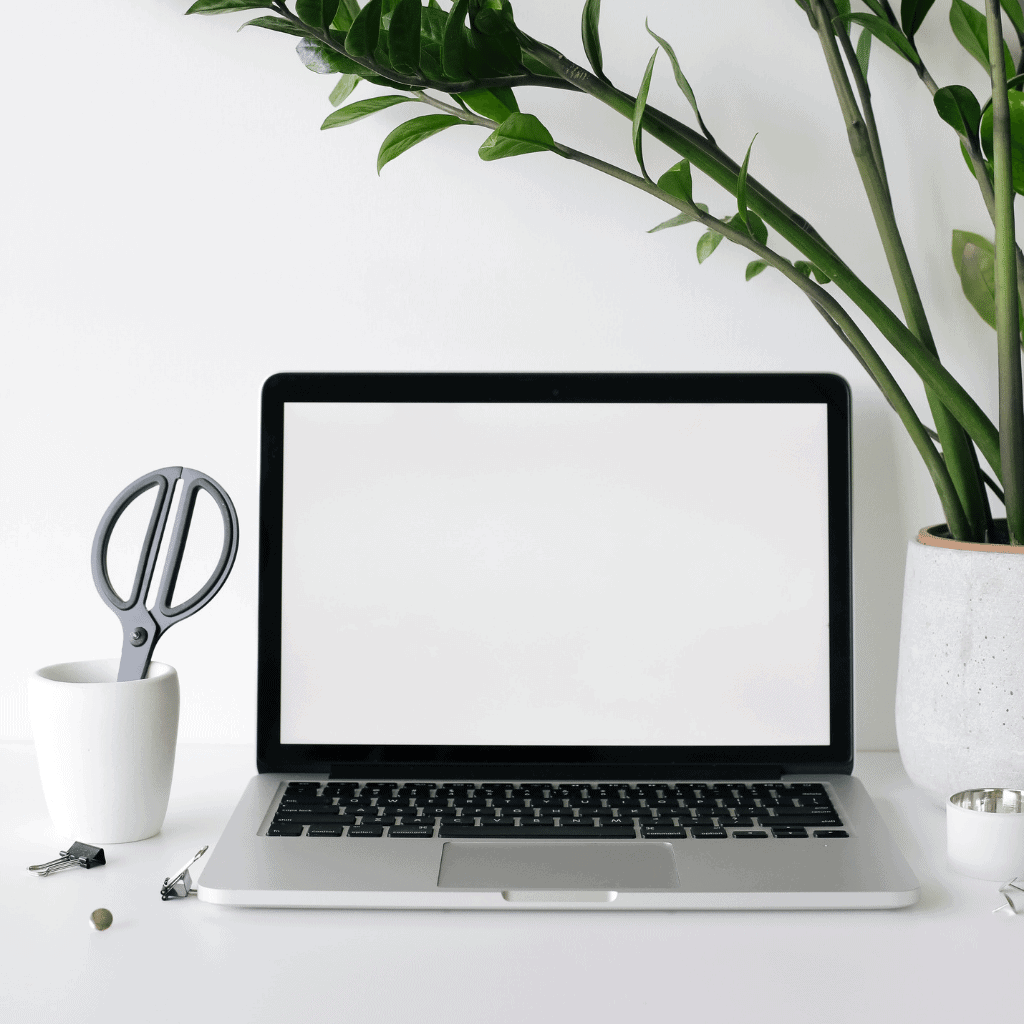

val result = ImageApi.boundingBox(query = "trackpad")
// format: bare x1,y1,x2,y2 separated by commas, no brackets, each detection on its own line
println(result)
437,842,679,890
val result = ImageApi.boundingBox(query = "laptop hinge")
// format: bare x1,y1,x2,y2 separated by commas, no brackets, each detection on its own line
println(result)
326,764,787,781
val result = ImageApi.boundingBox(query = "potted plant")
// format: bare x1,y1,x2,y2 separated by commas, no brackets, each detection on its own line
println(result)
188,0,1024,804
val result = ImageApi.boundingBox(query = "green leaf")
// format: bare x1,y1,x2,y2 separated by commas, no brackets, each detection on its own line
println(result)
900,0,936,38
838,13,919,64
934,85,982,144
736,135,756,232
377,113,465,173
1001,0,1024,36
331,0,361,32
833,0,851,16
468,3,522,77
810,264,831,284
239,15,309,36
745,260,769,281
186,0,272,13
648,202,708,233
322,94,414,129
346,0,382,57
296,0,340,30
742,210,768,246
860,0,888,15
632,49,657,181
442,0,471,80
952,229,996,328
794,260,814,278
855,27,872,78
478,111,558,161
979,89,1024,193
458,87,519,121
949,0,1015,78
581,0,608,82
657,160,692,202
696,230,723,263
297,36,366,74
645,21,715,145
329,73,360,105
388,0,422,75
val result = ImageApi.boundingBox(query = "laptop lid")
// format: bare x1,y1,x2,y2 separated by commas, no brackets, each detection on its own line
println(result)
256,372,852,780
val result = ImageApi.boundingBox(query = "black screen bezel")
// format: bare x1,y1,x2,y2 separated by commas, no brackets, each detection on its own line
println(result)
257,372,853,777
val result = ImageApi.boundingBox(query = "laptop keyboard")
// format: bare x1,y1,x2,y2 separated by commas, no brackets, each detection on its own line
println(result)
265,781,848,839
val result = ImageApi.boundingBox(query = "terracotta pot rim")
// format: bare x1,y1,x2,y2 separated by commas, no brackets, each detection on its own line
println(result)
918,523,1024,553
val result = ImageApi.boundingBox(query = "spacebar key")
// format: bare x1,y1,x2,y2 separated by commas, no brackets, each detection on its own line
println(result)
438,825,636,838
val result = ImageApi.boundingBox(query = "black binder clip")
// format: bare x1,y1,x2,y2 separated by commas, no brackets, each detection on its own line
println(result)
160,846,208,901
28,842,105,876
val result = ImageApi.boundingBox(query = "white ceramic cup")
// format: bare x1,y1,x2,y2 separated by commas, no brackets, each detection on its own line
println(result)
947,788,1024,880
28,659,179,844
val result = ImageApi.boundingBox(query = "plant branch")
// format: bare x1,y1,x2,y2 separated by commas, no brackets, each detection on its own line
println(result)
808,0,988,539
986,0,1024,542
515,32,1003,486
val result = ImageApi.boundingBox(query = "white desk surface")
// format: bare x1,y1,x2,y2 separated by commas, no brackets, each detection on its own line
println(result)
5,744,1022,1022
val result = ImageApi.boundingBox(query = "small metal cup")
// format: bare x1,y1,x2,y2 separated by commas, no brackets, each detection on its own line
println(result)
947,788,1024,880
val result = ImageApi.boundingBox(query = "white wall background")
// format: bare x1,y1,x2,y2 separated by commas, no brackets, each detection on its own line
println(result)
0,1,1008,750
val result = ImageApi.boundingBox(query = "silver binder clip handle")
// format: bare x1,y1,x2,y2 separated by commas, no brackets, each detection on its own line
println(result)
160,846,208,901
993,877,1024,914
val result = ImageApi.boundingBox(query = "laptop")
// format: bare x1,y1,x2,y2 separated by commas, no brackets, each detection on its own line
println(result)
197,371,919,910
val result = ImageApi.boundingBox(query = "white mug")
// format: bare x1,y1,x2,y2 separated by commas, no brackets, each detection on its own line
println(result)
947,788,1024,880
28,659,179,844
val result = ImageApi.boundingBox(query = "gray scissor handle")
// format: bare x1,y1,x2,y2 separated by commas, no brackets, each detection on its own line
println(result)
91,466,239,681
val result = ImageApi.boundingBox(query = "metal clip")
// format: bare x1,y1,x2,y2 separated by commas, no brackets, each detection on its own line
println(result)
29,841,106,876
993,877,1024,914
160,846,208,901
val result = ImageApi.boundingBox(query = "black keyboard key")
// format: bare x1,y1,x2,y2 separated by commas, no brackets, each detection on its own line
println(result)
732,831,769,838
266,824,303,836
438,825,636,839
520,817,556,827
275,812,344,824
719,817,753,827
813,830,850,838
771,805,836,816
691,828,729,838
348,825,384,837
390,826,435,837
756,816,841,827
306,826,345,837
641,826,687,838
771,827,808,838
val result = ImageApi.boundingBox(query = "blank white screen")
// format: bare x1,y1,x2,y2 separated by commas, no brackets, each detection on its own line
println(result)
280,402,830,747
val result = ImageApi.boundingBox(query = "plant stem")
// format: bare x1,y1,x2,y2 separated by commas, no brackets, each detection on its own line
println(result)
517,34,1004,487
808,0,987,540
986,0,1024,542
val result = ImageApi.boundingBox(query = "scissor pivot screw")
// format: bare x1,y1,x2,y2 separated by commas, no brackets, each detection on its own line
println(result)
130,627,148,647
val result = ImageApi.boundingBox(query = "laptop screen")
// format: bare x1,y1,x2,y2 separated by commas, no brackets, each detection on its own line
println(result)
276,395,831,751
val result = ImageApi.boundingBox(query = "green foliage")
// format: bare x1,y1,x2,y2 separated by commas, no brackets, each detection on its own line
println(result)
459,87,519,121
478,112,557,160
296,0,339,30
186,0,271,13
746,260,768,280
657,160,692,203
953,229,997,328
388,0,422,75
838,13,919,65
329,73,360,106
736,136,756,233
331,0,361,33
949,0,1014,79
442,0,471,79
632,50,657,181
581,0,608,82
696,230,723,263
648,203,708,233
979,90,1024,194
900,0,937,39
377,113,465,173
855,28,872,79
1001,0,1024,35
322,94,415,129
644,21,714,143
346,0,382,57
239,15,308,36
934,85,982,145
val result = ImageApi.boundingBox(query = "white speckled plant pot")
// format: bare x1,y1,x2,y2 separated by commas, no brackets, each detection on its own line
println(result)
895,526,1024,808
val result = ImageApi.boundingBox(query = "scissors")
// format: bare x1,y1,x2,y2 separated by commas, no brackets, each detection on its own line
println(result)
91,467,239,681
